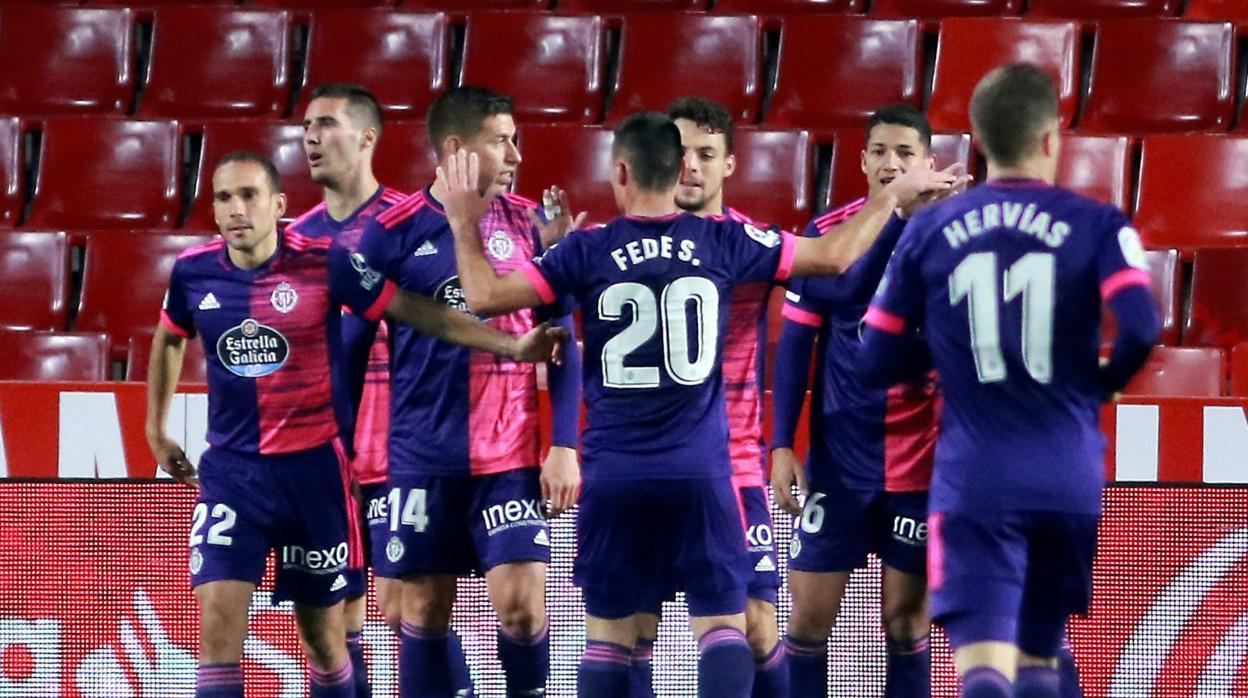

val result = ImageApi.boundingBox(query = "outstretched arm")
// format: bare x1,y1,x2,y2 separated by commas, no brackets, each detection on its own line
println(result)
383,289,565,364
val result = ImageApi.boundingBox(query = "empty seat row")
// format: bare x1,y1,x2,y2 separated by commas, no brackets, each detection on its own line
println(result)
0,328,207,383
2,7,1244,135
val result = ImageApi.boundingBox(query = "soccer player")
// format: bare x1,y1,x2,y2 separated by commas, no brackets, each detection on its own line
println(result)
770,104,947,698
858,64,1159,698
438,111,963,698
625,96,789,698
288,82,406,698
145,152,565,698
356,86,583,698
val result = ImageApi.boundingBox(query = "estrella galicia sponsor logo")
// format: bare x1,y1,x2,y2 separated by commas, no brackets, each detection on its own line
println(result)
436,276,472,315
386,536,405,563
350,252,383,290
281,542,349,575
216,319,289,378
481,498,544,536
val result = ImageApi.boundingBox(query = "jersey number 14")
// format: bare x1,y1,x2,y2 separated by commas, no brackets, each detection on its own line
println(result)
949,251,1055,384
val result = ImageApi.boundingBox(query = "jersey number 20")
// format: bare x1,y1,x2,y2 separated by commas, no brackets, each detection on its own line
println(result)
949,251,1055,384
599,278,719,388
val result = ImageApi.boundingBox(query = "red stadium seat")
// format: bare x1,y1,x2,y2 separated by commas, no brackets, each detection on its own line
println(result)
299,10,447,120
252,0,395,6
461,13,605,124
929,19,1079,132
513,124,617,227
139,8,291,119
1102,248,1180,347
559,0,706,10
0,330,110,382
871,0,1022,17
1231,343,1248,396
0,231,69,331
28,118,181,230
0,7,133,115
1055,133,1133,211
126,333,208,383
1185,247,1248,349
714,0,862,14
826,129,971,209
606,14,762,125
77,232,216,357
768,17,921,138
1122,346,1225,397
403,0,550,8
190,120,317,229
1134,135,1248,250
0,117,21,227
373,121,437,195
1082,20,1235,134
1028,0,1179,18
722,128,814,232
1186,0,1248,23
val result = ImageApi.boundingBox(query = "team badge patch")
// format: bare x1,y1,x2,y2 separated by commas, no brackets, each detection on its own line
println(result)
744,223,781,248
189,548,203,575
487,230,515,261
270,281,298,314
789,537,802,560
386,536,405,563
216,318,290,378
1118,226,1148,270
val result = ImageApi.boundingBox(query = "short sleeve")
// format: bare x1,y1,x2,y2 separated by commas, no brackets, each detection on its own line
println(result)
722,220,797,284
781,278,829,328
863,219,925,336
357,217,405,282
526,231,589,305
327,240,397,322
1095,208,1152,302
160,260,196,338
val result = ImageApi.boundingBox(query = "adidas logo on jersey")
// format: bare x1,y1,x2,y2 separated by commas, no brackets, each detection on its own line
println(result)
533,529,550,547
413,240,438,257
198,293,221,311
330,574,347,592
755,556,777,573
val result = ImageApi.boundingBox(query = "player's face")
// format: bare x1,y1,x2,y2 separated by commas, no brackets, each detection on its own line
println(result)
674,117,735,215
861,124,934,198
460,113,521,200
212,161,285,253
303,97,373,189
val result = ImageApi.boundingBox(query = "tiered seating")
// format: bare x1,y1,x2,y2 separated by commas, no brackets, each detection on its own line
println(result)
1134,135,1248,250
461,12,605,124
714,0,861,13
513,124,617,226
403,0,549,8
0,231,69,331
769,17,921,137
559,0,706,9
1055,134,1133,211
0,116,21,227
825,129,971,208
1082,20,1235,134
126,333,208,383
374,121,438,195
1028,0,1179,18
0,330,110,382
0,6,134,116
606,14,762,125
139,8,291,119
190,120,318,229
721,128,814,232
928,18,1080,132
299,10,448,119
1122,346,1225,397
1101,249,1180,347
1184,247,1248,349
1186,0,1248,22
871,0,1022,17
27,118,181,230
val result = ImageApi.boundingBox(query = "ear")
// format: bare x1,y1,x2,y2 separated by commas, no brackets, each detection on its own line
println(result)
273,192,287,219
723,152,736,178
1041,128,1060,158
860,149,868,175
441,135,464,159
360,126,379,152
613,159,629,188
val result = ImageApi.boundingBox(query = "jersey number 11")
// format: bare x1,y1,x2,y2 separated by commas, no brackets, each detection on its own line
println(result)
949,251,1055,384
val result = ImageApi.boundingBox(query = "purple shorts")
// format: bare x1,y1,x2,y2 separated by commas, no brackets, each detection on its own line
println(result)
738,485,781,604
575,476,752,620
190,442,359,607
788,485,928,576
345,482,390,599
372,468,550,578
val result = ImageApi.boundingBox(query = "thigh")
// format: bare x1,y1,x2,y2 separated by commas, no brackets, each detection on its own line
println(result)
674,478,751,618
928,510,1029,627
573,479,656,620
191,448,273,591
271,444,356,607
470,469,551,573
373,473,476,578
787,486,879,574
738,485,781,605
1016,512,1099,658
877,490,930,577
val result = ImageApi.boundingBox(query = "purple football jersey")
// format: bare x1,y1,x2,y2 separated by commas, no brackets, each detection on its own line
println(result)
864,179,1153,514
523,212,796,480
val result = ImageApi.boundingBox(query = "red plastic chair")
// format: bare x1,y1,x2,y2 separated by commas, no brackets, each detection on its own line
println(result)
513,123,617,227
126,333,208,383
1186,0,1248,23
714,0,861,14
0,7,134,115
0,330,110,382
28,118,181,230
1082,20,1235,134
0,116,21,227
872,0,1022,17
1101,248,1180,347
403,0,549,8
606,14,762,125
1230,342,1248,396
721,128,814,232
1055,133,1133,211
768,17,921,138
190,120,318,229
1122,346,1225,396
826,129,971,209
1028,0,1179,18
929,19,1079,132
0,231,69,331
461,12,605,124
1184,247,1248,349
1134,135,1248,250
374,120,437,195
140,8,291,119
558,0,706,10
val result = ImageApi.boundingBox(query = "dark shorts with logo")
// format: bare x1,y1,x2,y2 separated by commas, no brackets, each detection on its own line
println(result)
190,442,358,607
737,485,781,604
787,484,929,577
371,468,550,578
344,482,391,599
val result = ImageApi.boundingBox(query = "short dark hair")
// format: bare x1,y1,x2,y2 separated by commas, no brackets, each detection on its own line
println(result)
667,96,734,153
970,63,1059,167
309,82,383,135
215,150,281,193
612,112,683,192
426,86,514,158
866,103,932,151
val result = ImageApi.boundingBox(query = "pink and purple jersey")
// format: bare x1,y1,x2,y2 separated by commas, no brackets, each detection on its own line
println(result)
863,180,1156,514
160,231,395,454
781,198,939,493
286,186,406,485
358,188,567,478
522,212,796,481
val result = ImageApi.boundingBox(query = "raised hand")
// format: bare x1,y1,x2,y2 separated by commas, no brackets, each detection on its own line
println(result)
527,186,588,248
898,162,973,219
437,149,491,230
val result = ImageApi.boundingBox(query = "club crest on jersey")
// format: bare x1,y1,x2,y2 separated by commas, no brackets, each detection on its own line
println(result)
216,318,290,378
270,281,298,314
189,548,203,575
386,536,405,563
487,230,515,261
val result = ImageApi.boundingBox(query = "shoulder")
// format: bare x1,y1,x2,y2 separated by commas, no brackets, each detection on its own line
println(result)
807,197,868,237
285,202,327,234
379,186,408,206
376,191,435,230
503,192,539,211
176,238,225,262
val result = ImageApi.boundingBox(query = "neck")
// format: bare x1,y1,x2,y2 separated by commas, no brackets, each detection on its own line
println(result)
687,194,724,219
625,188,680,218
987,160,1053,185
324,169,380,221
227,230,278,270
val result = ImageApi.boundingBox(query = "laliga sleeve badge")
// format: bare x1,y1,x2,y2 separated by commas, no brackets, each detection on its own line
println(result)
386,536,405,563
270,281,298,314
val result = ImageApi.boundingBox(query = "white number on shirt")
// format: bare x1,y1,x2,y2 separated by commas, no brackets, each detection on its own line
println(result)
948,251,1055,384
189,502,237,546
388,487,429,533
599,277,719,388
